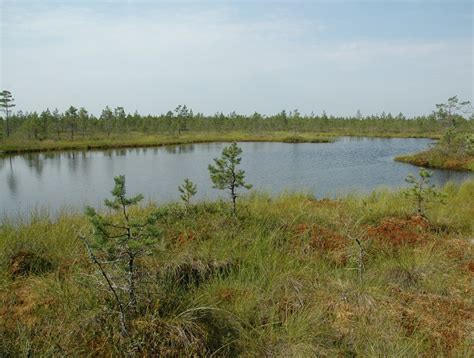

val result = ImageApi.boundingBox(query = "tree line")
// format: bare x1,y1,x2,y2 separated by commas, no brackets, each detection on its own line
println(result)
1,91,472,141
0,104,471,141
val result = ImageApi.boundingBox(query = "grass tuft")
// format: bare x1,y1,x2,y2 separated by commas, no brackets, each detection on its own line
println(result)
1,181,473,355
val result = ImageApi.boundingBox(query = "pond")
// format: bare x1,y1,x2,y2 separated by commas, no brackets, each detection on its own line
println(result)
1,137,472,217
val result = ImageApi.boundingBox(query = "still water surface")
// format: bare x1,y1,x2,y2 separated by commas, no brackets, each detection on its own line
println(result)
1,138,472,217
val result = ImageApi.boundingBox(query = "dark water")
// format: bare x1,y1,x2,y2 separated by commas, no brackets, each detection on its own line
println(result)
1,138,472,217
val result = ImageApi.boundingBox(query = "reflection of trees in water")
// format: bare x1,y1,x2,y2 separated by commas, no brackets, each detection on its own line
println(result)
79,152,91,176
435,170,452,184
164,146,177,154
43,152,58,160
6,157,18,196
63,151,92,176
43,152,62,173
178,144,195,154
163,144,195,154
7,172,18,195
22,153,45,177
432,170,472,186
66,152,80,173
14,150,95,178
114,149,127,157
200,143,216,152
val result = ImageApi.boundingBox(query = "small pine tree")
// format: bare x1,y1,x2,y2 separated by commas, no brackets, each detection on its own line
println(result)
178,178,197,208
0,116,3,141
79,175,160,336
403,168,445,217
0,90,15,137
435,96,471,153
208,142,252,216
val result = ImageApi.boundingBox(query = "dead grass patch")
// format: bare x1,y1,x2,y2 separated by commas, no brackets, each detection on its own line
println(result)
367,215,430,247
396,292,472,355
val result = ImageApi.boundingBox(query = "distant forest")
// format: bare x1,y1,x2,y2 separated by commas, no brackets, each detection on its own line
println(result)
1,104,473,140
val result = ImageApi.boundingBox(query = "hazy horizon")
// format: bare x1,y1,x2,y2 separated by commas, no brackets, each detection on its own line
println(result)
1,0,472,117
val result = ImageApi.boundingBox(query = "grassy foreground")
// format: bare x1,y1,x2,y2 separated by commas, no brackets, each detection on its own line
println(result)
0,130,442,155
1,182,473,356
396,149,474,172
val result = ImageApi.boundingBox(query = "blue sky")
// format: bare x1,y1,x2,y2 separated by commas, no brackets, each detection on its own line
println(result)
1,0,472,116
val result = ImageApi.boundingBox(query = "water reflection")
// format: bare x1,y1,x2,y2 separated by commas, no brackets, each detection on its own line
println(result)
430,169,463,184
7,172,17,195
2,156,18,197
66,152,79,173
0,138,472,217
163,144,195,154
115,149,127,156
23,153,45,177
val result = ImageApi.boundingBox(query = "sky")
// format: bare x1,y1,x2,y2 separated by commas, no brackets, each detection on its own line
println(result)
0,0,472,117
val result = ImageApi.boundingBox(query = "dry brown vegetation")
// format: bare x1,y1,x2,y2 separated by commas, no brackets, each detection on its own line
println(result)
396,149,474,172
1,181,473,356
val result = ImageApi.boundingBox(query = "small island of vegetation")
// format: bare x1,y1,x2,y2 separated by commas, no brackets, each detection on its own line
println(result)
1,92,472,172
395,96,474,171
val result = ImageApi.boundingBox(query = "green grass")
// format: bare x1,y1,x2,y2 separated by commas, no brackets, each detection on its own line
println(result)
0,132,333,154
0,130,442,155
1,182,473,356
396,148,474,172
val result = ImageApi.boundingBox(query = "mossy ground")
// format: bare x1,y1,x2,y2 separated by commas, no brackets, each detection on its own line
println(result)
1,181,473,356
396,149,474,172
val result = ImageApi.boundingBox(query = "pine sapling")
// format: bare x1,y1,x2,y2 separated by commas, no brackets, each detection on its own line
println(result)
208,142,252,216
404,168,445,217
79,175,160,336
178,178,197,208
341,216,367,282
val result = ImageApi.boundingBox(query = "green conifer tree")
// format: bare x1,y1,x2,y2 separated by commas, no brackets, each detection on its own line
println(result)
404,168,445,217
178,178,197,207
208,142,252,216
0,90,15,137
79,175,160,336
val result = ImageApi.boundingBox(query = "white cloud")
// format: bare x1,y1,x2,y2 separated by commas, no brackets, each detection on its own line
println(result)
0,3,472,116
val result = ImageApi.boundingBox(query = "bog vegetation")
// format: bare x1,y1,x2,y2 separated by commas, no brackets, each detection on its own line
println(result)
0,93,472,152
1,92,472,172
0,93,473,355
395,96,474,171
0,102,456,142
0,141,473,355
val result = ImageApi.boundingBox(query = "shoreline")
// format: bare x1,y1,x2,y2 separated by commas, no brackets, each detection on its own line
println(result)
5,132,469,174
0,131,440,155
395,149,474,172
1,181,473,356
